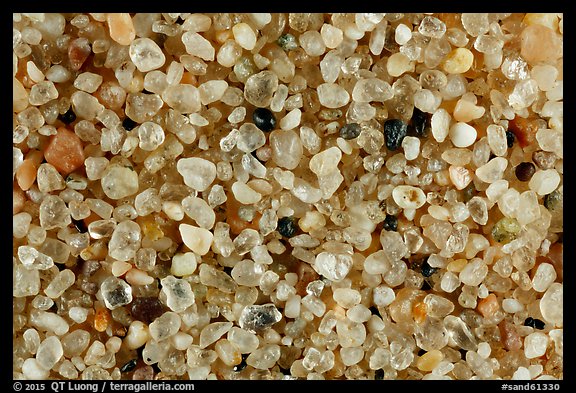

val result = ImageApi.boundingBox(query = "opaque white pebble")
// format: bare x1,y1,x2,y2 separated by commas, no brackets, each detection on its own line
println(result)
232,23,257,51
125,321,150,350
449,122,477,147
179,223,214,255
22,358,50,379
392,185,427,209
171,252,198,277
171,332,194,351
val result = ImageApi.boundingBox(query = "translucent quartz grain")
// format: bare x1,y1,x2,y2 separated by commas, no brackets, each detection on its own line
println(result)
37,163,65,193
528,169,561,196
320,50,344,84
443,315,477,351
340,347,364,366
180,196,214,229
508,79,539,110
417,350,444,372
137,122,165,151
29,80,58,106
106,220,141,262
100,277,133,310
414,89,441,113
532,263,557,293
336,318,366,348
231,23,256,51
122,321,149,351
402,136,420,161
475,157,508,183
486,124,508,157
100,164,139,200
159,275,195,313
540,283,563,326
198,80,228,105
352,78,393,103
239,304,282,333
418,16,446,39
39,195,71,230
199,322,233,349
237,123,266,153
163,84,202,114
13,212,31,239
36,335,64,371
448,166,472,190
531,64,558,91
244,70,279,108
300,126,322,154
524,332,549,359
520,24,562,64
242,154,267,178
246,344,281,370
13,77,29,112
22,358,50,379
13,263,41,297
176,157,216,191
199,263,238,294
317,83,350,108
45,269,75,298
149,311,181,342
227,327,259,354
71,90,105,121
321,23,343,49
333,288,362,308
395,23,412,45
74,72,103,93
231,181,262,204
313,252,353,282
279,108,301,130
270,129,303,170
459,259,488,286
387,52,415,77
182,32,215,61
309,147,342,177
467,197,488,225
124,92,163,124
516,190,540,226
217,40,242,68
299,30,326,57
536,128,562,158
24,60,42,85
461,13,490,37
230,259,262,286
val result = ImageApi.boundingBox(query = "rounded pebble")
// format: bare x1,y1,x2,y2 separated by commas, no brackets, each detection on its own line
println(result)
129,38,166,72
179,224,214,255
252,108,277,132
392,185,427,209
449,122,477,147
442,48,474,74
528,169,561,196
515,162,536,182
